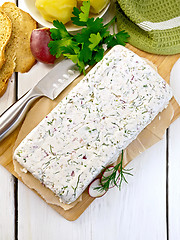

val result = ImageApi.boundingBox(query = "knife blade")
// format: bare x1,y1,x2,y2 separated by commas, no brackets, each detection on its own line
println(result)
34,58,81,100
0,58,83,141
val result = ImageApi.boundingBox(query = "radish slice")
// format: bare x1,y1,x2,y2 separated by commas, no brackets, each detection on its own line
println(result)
100,166,120,189
88,178,107,198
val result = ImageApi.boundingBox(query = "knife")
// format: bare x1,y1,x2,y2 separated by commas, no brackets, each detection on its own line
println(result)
0,58,83,141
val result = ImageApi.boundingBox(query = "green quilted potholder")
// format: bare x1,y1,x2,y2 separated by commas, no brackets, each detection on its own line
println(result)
116,0,180,55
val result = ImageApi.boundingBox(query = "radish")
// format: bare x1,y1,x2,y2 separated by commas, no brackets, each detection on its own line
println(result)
30,28,56,64
100,166,120,189
88,178,107,198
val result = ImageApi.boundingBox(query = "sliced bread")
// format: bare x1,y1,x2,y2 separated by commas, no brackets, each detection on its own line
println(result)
0,2,37,96
0,46,15,97
0,9,11,70
1,2,37,73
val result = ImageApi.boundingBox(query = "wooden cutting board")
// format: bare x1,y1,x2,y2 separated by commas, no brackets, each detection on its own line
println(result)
0,44,180,221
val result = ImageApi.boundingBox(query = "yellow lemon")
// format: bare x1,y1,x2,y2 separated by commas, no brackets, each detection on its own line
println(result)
35,0,77,24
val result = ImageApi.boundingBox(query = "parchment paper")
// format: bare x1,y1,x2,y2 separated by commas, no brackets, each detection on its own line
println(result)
13,61,174,211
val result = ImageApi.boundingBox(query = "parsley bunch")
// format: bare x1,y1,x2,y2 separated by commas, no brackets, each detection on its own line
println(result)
48,0,129,74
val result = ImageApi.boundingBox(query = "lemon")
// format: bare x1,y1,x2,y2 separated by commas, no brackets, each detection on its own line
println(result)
35,0,77,24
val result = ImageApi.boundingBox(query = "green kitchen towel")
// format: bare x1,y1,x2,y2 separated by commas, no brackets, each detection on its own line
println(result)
116,0,180,55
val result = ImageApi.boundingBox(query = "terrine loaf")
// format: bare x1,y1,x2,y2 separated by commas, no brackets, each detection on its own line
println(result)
13,45,173,204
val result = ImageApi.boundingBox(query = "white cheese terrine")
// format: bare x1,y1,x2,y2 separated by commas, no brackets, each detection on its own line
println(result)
13,45,173,204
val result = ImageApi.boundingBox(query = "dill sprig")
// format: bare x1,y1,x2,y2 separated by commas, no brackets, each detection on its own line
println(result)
96,150,133,192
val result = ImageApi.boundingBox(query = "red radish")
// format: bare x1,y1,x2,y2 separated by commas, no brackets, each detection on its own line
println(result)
30,28,56,64
100,166,120,189
88,178,107,198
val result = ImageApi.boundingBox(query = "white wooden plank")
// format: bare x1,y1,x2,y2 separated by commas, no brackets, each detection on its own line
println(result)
0,167,15,240
0,1,16,239
169,59,180,239
169,119,180,239
0,75,16,114
0,75,15,240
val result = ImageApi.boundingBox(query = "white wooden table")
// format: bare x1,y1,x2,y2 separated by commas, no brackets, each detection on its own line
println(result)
0,0,180,239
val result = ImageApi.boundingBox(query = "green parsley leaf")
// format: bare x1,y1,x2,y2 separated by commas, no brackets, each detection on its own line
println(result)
79,44,92,62
77,60,86,75
71,4,87,26
50,20,72,40
49,39,79,58
73,28,91,43
79,0,90,22
89,32,102,51
115,30,130,46
94,48,104,62
63,54,78,64
48,40,63,58
104,35,117,48
86,17,104,33
104,30,130,48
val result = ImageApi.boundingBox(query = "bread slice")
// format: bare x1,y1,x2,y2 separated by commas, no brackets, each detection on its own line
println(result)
0,46,15,97
1,2,37,73
0,6,15,97
0,2,37,96
0,9,12,70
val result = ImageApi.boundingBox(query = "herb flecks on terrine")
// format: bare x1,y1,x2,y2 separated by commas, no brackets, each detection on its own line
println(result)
13,45,172,204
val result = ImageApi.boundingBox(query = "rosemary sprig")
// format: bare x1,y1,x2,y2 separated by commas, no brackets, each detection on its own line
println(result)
95,150,133,192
